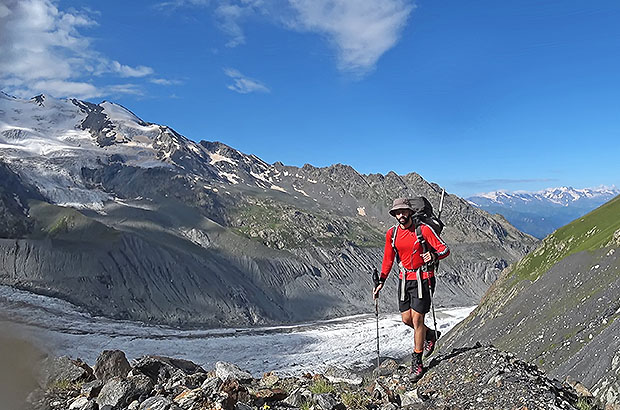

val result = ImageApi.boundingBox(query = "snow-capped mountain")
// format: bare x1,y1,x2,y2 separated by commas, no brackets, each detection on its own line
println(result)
468,186,620,238
0,92,537,327
0,91,287,209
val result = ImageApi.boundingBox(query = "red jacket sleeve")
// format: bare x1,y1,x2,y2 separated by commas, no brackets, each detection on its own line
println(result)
380,227,396,280
422,224,449,260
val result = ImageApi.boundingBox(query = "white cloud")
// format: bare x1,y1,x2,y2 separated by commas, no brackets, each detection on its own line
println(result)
164,0,414,75
224,68,270,94
111,61,154,78
150,78,182,86
215,3,248,47
0,0,155,98
154,0,211,11
286,0,414,74
16,80,101,100
105,84,144,96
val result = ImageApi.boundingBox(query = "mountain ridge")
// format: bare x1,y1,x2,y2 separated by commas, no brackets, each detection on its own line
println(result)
468,186,620,238
0,92,537,327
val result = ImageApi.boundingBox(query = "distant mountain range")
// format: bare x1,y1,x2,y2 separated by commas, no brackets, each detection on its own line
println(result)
468,186,620,238
0,91,537,327
444,193,620,408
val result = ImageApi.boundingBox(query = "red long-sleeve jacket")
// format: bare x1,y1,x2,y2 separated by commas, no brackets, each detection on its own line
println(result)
381,222,449,281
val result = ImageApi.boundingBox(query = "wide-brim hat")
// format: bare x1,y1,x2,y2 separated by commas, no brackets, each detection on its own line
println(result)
389,198,414,216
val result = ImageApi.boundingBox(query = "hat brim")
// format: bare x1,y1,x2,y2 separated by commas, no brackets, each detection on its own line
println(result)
389,206,413,217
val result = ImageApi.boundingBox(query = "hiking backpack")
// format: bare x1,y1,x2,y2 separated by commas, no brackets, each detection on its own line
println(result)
390,196,445,270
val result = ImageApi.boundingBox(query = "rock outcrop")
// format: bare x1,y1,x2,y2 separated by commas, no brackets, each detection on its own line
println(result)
23,344,602,410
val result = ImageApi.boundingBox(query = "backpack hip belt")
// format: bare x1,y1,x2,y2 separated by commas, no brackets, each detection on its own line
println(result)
399,262,427,300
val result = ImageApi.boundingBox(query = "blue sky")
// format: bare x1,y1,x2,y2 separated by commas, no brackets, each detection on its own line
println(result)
1,0,619,197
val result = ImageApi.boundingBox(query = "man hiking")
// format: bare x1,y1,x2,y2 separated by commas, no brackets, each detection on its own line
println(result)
373,197,450,381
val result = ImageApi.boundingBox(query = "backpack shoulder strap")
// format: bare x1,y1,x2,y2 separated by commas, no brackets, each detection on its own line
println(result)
391,225,400,263
415,223,427,253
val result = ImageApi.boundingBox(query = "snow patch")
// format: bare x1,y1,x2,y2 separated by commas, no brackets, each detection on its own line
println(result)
219,172,240,184
270,184,287,193
209,151,238,166
293,187,309,197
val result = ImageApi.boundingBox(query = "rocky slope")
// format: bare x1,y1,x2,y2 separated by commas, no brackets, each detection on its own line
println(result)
10,342,601,410
0,92,538,327
442,195,620,408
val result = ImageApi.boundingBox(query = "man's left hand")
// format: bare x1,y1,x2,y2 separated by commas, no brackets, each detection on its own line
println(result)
422,252,433,263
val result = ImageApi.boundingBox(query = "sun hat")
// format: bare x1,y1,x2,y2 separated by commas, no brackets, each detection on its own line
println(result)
389,198,414,216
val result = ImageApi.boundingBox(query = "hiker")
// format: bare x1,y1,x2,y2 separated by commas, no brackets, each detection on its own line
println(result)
373,197,450,381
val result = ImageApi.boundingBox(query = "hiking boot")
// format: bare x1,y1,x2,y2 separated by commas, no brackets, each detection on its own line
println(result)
424,330,442,358
410,352,424,383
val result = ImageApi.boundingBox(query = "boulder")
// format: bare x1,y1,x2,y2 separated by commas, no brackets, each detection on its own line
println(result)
314,392,343,410
282,387,312,407
94,350,131,382
96,377,134,408
324,365,363,385
132,356,204,385
200,376,222,395
260,372,279,388
139,396,181,410
173,387,204,408
81,379,104,399
96,374,153,409
40,356,94,388
215,362,253,383
68,396,91,410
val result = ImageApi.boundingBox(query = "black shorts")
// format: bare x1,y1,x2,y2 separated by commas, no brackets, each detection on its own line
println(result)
398,276,436,314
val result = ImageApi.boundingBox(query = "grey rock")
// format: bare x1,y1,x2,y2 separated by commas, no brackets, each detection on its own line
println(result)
282,387,311,407
68,397,89,410
200,376,222,395
130,373,155,398
97,377,134,408
133,356,205,385
163,369,189,392
40,356,94,388
314,393,341,410
323,366,362,385
139,396,180,410
373,359,399,377
215,362,253,383
81,379,104,399
94,350,131,382
96,374,152,409
259,372,279,388
234,403,253,410
400,389,423,406
172,388,204,408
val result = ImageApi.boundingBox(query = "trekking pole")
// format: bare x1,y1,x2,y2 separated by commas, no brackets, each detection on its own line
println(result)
429,189,445,351
372,268,380,370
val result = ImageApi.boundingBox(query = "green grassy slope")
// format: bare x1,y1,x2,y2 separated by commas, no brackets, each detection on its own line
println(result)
442,195,620,406
509,194,620,284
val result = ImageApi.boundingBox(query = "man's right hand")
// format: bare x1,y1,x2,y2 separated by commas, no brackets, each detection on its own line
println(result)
373,283,383,299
